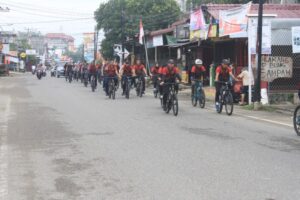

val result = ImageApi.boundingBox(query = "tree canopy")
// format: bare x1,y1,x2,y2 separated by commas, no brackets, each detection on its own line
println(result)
94,0,181,59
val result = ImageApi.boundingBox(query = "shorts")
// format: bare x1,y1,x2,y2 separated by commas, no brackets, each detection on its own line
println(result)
242,86,249,94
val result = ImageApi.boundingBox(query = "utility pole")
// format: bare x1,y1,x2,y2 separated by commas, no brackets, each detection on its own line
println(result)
254,0,264,103
121,0,125,64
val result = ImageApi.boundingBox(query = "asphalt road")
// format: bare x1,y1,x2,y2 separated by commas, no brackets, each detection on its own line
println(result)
1,73,300,200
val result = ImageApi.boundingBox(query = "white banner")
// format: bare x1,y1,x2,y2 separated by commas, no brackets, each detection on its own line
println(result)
2,44,10,54
261,56,293,82
153,35,163,47
292,26,300,53
248,17,272,55
26,49,37,55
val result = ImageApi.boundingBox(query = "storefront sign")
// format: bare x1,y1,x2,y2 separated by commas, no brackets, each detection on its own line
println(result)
292,26,300,53
261,56,293,82
153,35,163,47
219,2,251,37
248,17,272,55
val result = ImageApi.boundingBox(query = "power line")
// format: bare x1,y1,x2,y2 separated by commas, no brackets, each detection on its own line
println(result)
3,0,92,15
0,17,94,25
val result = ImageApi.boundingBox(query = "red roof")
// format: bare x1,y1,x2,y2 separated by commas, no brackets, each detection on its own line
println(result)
45,33,74,42
206,3,300,19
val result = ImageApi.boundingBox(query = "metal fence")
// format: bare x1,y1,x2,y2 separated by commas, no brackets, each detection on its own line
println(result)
267,19,300,103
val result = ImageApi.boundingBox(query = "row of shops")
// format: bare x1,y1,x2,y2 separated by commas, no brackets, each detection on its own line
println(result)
124,3,300,97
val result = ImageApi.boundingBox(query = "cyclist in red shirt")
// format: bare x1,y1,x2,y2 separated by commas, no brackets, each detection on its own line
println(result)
150,62,160,93
120,61,133,95
191,59,206,96
215,59,238,109
103,61,119,96
89,61,97,87
132,59,147,94
160,59,181,108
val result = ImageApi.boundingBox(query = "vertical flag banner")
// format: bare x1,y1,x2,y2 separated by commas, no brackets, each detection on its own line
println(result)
219,2,251,37
139,19,144,44
190,9,206,31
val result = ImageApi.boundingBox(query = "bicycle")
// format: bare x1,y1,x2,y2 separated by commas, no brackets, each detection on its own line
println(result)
91,74,97,92
68,71,73,83
136,76,145,97
215,81,234,116
83,70,89,87
191,80,206,108
162,83,179,116
123,76,132,99
107,77,117,100
151,75,159,98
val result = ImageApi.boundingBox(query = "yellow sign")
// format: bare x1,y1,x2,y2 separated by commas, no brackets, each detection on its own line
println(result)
190,30,207,41
20,52,26,58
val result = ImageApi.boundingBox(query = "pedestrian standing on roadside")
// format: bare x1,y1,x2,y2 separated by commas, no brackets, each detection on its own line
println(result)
237,67,253,106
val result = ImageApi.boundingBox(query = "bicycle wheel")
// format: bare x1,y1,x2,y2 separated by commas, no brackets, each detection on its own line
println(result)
125,81,130,99
165,94,172,114
199,89,206,109
293,106,300,136
172,95,179,116
225,92,234,116
217,95,223,114
191,94,197,107
91,79,95,92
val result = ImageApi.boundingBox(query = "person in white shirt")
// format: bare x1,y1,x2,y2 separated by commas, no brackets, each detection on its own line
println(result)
237,67,253,105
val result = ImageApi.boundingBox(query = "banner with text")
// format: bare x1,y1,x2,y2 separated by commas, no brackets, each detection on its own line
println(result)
261,56,293,82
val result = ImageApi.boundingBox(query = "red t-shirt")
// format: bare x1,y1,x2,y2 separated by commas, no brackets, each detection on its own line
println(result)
134,64,146,75
162,66,180,80
191,65,206,79
216,66,232,81
105,64,117,76
89,64,96,73
122,64,132,76
151,66,160,75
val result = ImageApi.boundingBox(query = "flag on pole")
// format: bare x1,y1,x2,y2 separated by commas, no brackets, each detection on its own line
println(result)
139,18,144,44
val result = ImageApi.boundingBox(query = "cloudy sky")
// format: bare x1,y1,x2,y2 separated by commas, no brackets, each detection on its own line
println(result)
0,0,107,46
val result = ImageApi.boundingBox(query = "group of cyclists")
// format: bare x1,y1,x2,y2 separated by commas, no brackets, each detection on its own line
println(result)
59,57,245,116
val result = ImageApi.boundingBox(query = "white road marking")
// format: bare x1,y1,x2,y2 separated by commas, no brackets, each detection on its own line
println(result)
0,95,12,199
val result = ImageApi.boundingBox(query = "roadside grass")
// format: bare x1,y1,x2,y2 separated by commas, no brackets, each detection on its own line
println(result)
241,104,276,112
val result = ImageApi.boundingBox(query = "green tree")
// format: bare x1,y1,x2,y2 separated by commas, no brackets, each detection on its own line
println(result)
63,45,84,63
95,0,181,59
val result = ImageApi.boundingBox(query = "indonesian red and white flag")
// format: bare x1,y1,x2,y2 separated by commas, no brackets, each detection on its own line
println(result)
139,19,144,44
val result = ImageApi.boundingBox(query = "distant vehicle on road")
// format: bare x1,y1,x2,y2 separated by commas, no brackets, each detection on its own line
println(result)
0,64,9,76
55,66,65,78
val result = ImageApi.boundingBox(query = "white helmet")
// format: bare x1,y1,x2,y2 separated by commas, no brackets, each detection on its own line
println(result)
195,59,203,65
